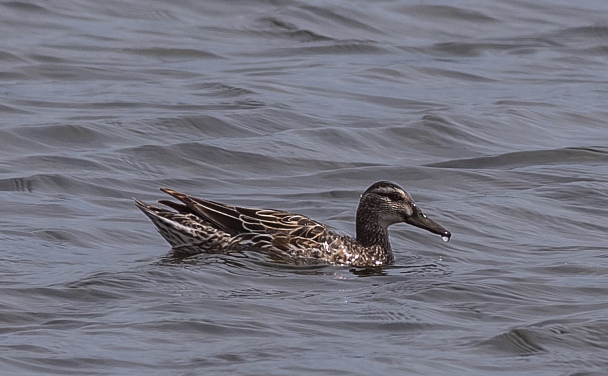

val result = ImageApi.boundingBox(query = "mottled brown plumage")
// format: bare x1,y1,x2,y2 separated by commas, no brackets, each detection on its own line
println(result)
134,181,451,267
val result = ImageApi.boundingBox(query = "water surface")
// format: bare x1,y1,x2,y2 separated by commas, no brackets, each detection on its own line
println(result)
1,1,608,375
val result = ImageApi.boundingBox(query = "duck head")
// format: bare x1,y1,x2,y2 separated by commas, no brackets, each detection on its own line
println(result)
356,181,451,245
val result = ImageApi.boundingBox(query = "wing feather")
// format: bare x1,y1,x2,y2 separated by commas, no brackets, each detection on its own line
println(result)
159,188,325,239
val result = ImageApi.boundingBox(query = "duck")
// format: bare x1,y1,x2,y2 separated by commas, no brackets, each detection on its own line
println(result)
134,181,451,267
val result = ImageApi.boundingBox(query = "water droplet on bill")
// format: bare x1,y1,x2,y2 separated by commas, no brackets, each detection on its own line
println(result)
442,235,450,243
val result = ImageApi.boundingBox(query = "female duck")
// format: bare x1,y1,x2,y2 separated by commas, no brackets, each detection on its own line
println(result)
135,181,450,267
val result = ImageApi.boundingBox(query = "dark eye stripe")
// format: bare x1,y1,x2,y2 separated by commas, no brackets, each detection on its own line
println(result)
374,190,403,201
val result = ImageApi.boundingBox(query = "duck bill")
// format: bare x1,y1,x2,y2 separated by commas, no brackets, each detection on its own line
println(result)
405,206,451,240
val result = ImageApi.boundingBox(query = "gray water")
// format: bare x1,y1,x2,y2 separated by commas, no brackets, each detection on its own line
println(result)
2,0,608,375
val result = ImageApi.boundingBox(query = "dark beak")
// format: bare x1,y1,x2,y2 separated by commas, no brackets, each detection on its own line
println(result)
405,206,451,241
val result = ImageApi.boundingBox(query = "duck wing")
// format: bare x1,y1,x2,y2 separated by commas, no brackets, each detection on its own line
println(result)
158,188,327,240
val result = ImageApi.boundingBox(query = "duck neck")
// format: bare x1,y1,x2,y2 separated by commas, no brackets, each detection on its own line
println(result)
355,206,392,253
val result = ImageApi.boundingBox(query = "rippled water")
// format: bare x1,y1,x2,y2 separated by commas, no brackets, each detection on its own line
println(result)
2,0,608,375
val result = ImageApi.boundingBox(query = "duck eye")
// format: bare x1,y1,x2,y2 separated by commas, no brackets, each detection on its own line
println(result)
388,193,402,201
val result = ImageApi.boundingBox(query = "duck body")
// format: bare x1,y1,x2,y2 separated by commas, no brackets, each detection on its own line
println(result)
135,181,451,267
